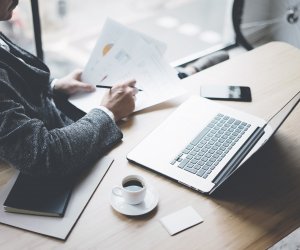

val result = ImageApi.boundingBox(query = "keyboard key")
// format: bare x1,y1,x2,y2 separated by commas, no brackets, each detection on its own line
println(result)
207,123,215,128
190,158,198,164
190,151,196,156
170,159,176,165
183,148,191,154
198,160,205,166
213,153,220,158
206,153,212,158
184,166,197,174
186,144,194,150
201,156,208,162
194,155,201,160
178,158,189,168
196,169,206,177
209,157,216,162
187,163,195,168
194,164,202,170
202,165,209,170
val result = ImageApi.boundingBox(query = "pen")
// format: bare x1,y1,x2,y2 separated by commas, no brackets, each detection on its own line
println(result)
96,85,143,91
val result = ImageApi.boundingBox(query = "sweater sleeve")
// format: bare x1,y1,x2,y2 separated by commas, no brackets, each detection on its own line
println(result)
0,98,123,177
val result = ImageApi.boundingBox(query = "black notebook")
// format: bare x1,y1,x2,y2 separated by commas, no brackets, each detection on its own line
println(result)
3,173,73,217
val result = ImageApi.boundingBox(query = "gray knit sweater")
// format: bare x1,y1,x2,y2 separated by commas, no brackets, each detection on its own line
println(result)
0,33,123,177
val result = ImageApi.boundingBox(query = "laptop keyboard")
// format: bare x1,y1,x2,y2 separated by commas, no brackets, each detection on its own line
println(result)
170,114,251,179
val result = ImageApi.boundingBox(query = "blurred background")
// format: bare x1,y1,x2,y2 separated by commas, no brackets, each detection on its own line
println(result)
0,0,235,77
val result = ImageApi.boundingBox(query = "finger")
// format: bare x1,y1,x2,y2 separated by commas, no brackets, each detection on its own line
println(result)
133,87,139,95
72,69,83,80
124,79,139,94
124,79,136,87
126,85,137,96
76,82,96,92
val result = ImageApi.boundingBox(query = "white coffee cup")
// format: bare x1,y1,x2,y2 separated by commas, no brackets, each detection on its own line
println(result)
112,175,146,205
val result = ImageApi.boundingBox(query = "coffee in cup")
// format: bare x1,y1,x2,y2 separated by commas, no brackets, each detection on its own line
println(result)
112,175,146,205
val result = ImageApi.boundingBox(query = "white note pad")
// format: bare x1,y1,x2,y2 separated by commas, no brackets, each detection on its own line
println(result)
160,206,203,235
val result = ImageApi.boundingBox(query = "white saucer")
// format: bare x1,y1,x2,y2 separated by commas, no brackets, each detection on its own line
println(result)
110,189,159,216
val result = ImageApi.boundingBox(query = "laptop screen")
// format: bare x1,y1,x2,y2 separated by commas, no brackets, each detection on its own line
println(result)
267,91,300,134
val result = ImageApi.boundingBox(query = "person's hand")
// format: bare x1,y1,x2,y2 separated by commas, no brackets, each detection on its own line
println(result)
101,79,137,122
53,69,95,96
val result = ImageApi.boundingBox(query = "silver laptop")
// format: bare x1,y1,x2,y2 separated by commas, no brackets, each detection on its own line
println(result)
127,92,300,194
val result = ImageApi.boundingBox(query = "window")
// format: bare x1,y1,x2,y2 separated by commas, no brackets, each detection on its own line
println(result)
0,0,235,77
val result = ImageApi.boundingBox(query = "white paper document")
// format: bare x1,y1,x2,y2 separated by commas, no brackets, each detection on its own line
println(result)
69,19,185,113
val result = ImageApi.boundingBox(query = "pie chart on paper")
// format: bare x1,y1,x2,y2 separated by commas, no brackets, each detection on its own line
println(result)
102,43,114,56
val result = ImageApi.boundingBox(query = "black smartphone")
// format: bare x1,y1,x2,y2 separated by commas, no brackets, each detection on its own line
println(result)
200,85,252,102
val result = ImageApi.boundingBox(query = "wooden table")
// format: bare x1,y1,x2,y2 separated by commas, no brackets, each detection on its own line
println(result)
0,42,299,249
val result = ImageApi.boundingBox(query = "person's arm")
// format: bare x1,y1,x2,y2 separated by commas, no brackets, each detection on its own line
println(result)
0,73,137,177
52,69,137,122
0,96,122,177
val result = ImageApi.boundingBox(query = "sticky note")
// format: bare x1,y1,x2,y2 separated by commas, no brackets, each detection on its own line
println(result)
159,206,203,235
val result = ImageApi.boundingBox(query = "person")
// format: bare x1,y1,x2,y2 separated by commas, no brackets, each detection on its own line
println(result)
0,0,137,177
